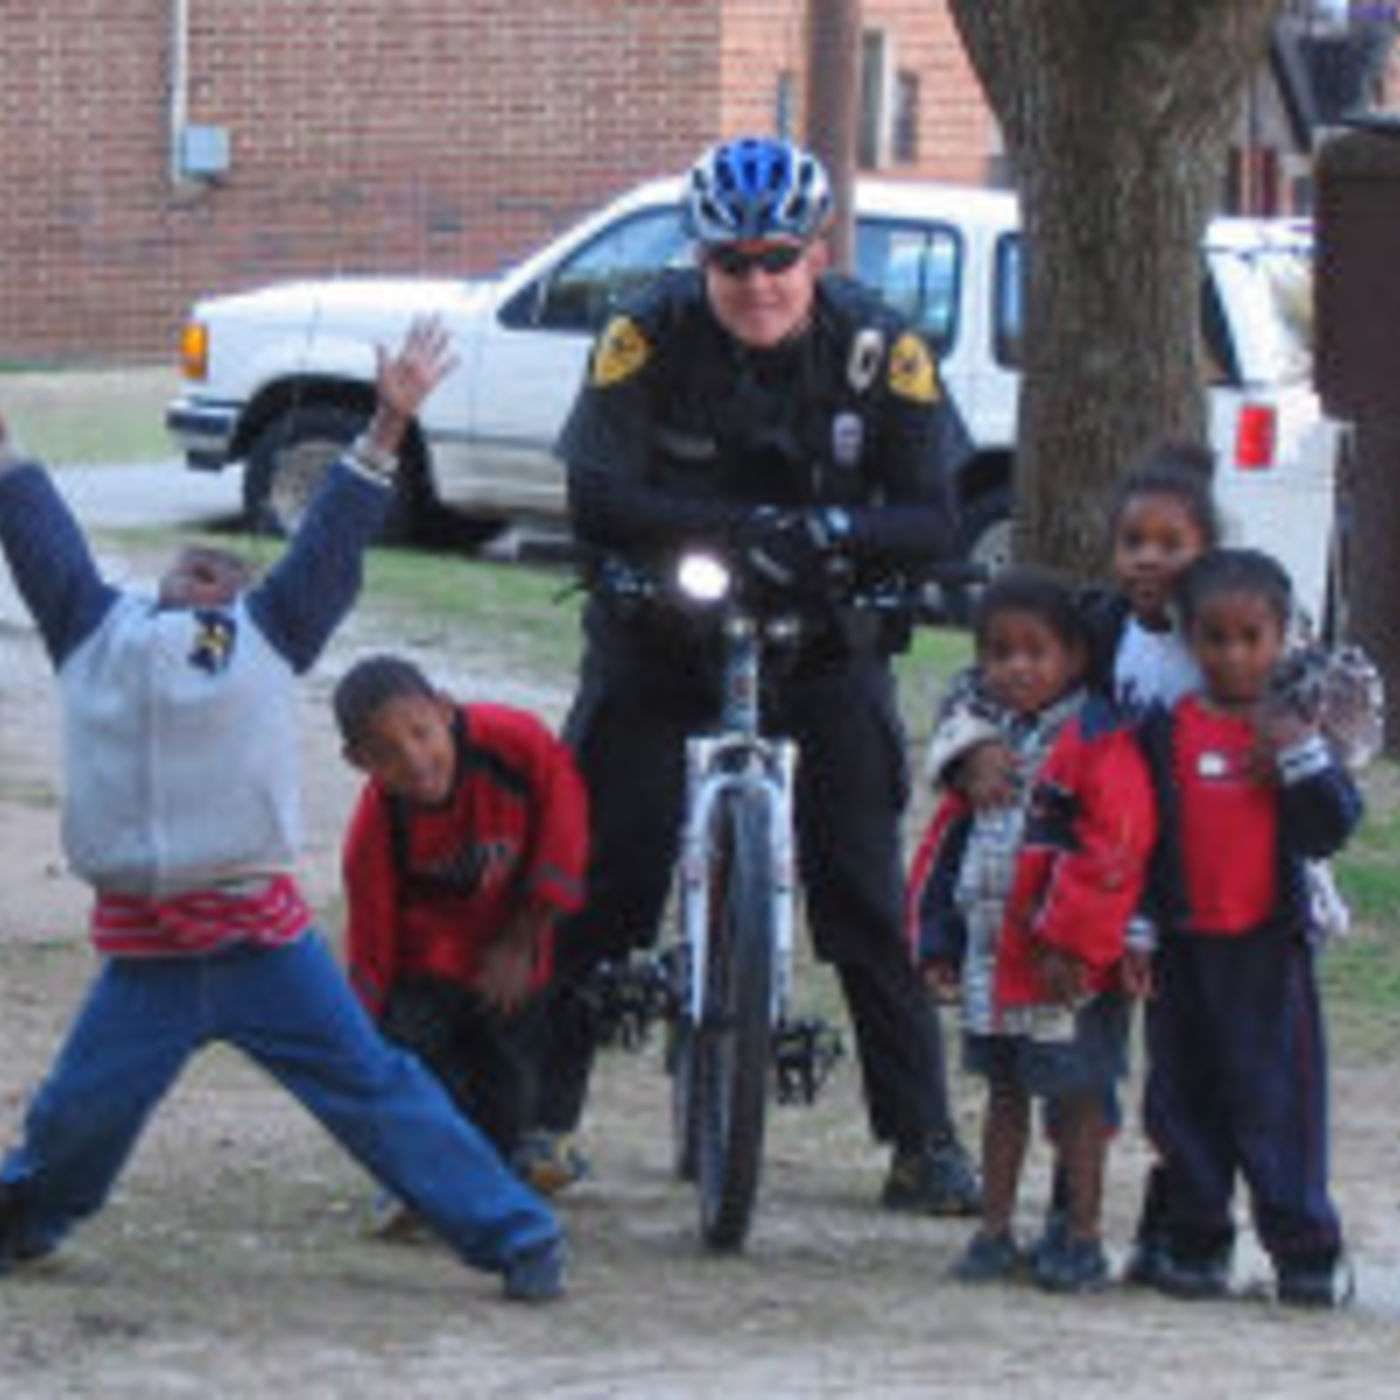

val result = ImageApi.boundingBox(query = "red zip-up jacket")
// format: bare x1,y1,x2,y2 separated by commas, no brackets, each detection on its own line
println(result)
997,700,1156,1006
343,704,588,1014
907,697,1155,1011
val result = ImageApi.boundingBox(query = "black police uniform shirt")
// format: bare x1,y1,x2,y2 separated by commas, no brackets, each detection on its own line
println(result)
557,267,973,665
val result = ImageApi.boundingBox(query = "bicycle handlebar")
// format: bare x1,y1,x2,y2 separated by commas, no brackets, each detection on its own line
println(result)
589,550,987,616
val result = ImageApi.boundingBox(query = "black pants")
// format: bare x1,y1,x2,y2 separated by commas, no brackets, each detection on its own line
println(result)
536,650,955,1150
379,975,546,1159
1144,929,1341,1267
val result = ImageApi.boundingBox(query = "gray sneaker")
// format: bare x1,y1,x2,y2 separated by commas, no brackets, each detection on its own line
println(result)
502,1235,568,1303
881,1138,982,1217
1276,1253,1355,1309
512,1131,592,1197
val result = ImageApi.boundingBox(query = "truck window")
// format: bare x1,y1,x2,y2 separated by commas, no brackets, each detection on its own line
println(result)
522,208,690,332
854,220,961,353
993,232,1022,368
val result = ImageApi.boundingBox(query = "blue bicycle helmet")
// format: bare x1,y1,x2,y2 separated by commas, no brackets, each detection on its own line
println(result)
683,137,833,245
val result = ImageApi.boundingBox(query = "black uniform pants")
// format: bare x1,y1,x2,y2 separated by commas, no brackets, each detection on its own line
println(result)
535,651,955,1150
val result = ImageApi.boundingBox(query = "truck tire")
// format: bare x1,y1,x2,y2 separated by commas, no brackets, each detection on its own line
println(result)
243,404,425,543
948,488,1012,623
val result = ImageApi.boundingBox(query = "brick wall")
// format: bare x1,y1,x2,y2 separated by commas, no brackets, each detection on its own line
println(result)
0,0,993,364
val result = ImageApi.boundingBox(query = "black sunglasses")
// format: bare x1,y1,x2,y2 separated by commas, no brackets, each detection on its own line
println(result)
706,243,806,277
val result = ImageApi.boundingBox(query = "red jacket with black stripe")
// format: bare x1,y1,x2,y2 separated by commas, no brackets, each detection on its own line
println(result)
343,704,588,1014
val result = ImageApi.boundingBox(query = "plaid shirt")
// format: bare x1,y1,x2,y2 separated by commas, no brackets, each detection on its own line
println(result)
955,688,1085,1036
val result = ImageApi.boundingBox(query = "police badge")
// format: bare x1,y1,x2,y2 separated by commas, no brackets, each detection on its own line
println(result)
831,411,864,468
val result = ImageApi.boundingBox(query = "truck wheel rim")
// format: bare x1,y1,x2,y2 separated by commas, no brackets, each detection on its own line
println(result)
270,438,339,531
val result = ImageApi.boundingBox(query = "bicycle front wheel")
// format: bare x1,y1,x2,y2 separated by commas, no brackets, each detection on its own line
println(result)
695,786,775,1251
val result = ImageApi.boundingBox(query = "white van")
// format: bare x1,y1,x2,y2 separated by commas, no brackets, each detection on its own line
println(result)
167,176,1339,621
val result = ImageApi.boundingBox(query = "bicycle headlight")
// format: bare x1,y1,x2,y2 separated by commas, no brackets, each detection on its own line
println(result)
676,552,731,603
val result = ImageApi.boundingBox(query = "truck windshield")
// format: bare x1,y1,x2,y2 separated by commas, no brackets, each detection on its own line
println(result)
1206,241,1313,386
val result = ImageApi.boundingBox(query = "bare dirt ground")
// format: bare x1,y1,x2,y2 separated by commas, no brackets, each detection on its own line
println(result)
4,507,1400,1398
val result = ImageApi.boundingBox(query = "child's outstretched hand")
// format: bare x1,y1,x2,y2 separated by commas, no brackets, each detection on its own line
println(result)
959,739,1018,810
1032,944,1086,1007
364,316,459,456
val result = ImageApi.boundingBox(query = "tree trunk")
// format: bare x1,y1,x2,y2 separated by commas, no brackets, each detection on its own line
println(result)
948,0,1286,577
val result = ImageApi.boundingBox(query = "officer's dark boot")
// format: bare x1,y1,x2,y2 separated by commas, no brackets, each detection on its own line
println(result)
881,1133,982,1217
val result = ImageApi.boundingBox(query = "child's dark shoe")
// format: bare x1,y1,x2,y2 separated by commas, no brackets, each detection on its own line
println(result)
881,1137,982,1217
952,1230,1023,1283
0,1181,49,1276
1026,1205,1069,1274
1276,1253,1355,1309
1032,1234,1109,1294
502,1235,568,1303
1154,1248,1232,1300
1121,1232,1172,1289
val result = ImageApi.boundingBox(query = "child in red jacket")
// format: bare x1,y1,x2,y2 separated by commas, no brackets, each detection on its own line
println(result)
335,655,588,1203
912,570,1156,1292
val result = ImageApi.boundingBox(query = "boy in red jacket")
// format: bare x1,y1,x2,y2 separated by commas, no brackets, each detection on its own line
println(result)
335,655,588,1201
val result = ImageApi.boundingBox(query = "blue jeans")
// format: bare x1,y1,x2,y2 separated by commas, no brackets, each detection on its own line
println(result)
0,933,558,1274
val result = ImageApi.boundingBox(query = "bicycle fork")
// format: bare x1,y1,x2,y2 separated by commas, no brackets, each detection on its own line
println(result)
679,734,797,1028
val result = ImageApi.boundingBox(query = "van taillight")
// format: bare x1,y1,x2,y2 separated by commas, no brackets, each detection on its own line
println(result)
1234,403,1276,469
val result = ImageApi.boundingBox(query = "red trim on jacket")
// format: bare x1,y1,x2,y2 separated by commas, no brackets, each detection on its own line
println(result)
995,710,1157,1007
343,704,589,1014
904,790,970,961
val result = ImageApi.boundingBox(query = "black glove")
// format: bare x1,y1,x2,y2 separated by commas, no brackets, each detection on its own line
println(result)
739,506,853,596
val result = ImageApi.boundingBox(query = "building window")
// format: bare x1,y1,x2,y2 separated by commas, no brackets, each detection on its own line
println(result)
858,30,890,169
893,70,920,164
776,70,796,140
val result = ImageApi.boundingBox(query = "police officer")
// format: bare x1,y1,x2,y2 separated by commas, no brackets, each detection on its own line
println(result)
529,137,980,1215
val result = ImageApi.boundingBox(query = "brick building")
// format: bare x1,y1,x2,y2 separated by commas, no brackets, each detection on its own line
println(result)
0,1,993,363
4,3,1387,365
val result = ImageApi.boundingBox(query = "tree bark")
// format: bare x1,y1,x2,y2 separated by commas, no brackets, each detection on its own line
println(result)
948,0,1286,576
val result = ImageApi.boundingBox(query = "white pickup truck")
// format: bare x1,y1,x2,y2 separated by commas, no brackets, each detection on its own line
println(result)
166,176,1340,622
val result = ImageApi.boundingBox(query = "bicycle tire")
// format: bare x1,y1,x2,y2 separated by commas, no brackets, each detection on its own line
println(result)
668,1012,700,1182
695,786,774,1251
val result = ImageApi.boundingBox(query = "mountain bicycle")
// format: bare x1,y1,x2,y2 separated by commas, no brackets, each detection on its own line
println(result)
596,550,976,1251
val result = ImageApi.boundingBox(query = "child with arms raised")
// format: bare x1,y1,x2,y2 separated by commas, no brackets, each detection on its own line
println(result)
0,321,566,1302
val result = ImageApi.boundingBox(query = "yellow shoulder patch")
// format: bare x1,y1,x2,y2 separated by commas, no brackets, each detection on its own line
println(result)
591,316,652,388
887,331,940,404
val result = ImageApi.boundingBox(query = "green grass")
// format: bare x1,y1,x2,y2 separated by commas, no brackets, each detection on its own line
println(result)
1334,769,1400,924
360,546,583,678
2,365,176,465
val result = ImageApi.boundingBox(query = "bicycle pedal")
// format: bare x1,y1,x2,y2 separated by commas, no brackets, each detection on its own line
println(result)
772,1017,845,1105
